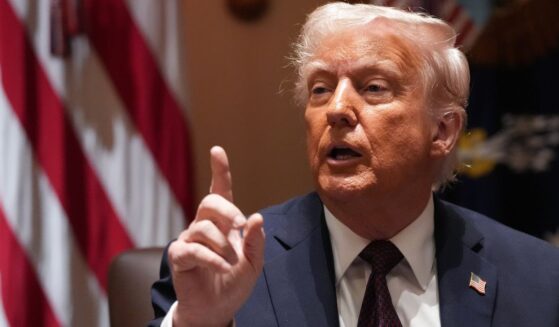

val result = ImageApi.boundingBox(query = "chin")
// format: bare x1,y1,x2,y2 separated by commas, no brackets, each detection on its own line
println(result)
316,173,374,201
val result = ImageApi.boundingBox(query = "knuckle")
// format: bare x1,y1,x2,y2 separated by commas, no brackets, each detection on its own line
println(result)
185,220,214,241
167,242,183,265
195,219,215,232
174,244,199,270
202,193,222,206
196,194,223,215
178,229,189,241
187,219,215,239
185,243,199,258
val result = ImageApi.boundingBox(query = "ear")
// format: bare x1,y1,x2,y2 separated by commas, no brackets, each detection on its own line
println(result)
431,111,463,158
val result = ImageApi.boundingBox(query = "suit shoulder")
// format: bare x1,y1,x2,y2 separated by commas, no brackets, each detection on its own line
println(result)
441,200,559,264
256,192,323,236
259,192,321,215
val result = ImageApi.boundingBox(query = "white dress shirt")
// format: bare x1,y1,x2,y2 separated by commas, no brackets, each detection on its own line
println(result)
162,196,440,327
324,195,441,327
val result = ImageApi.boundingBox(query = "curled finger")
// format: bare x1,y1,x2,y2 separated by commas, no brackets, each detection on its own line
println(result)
185,219,239,265
196,193,246,231
168,240,232,273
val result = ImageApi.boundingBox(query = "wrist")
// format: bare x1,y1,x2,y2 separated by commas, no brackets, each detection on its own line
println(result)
173,304,234,327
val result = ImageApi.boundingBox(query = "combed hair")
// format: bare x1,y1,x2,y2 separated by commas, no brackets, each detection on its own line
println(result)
291,2,470,188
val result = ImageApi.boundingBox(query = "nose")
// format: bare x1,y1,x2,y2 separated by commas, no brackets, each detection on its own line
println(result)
326,78,358,128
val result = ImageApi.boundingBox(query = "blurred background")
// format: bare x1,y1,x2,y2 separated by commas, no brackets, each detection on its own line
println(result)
0,0,557,326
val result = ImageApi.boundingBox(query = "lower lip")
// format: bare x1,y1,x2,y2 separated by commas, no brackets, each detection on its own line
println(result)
326,156,362,168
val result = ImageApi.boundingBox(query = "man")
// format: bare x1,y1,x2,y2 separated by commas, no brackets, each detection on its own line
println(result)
150,3,559,326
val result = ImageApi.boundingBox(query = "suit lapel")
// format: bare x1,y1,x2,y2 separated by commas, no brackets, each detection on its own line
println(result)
262,194,498,327
263,193,339,327
434,198,497,327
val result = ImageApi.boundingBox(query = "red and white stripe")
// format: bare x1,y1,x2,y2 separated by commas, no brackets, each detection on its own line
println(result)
0,0,191,326
0,84,107,326
0,281,8,327
469,273,487,295
438,0,479,50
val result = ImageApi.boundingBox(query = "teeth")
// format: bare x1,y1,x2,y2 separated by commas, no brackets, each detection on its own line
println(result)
337,154,354,160
330,147,361,160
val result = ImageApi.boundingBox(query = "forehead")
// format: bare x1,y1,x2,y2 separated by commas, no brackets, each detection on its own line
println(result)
308,18,424,78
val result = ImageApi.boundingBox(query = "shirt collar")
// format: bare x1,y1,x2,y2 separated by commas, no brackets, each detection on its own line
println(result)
324,195,435,291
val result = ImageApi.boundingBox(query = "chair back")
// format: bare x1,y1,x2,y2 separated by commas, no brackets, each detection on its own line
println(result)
108,247,164,327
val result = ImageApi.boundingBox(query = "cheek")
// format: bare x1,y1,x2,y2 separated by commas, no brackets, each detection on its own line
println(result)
305,129,319,163
304,110,323,163
363,108,431,157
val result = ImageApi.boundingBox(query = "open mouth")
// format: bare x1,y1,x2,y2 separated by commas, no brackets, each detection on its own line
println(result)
328,147,362,161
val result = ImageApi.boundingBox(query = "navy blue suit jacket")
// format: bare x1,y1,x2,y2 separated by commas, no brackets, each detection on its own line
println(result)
150,193,559,326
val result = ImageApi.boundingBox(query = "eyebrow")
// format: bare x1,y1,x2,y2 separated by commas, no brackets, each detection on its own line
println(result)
303,58,404,83
301,60,329,80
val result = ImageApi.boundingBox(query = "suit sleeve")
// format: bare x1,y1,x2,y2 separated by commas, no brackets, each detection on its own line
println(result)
148,242,177,326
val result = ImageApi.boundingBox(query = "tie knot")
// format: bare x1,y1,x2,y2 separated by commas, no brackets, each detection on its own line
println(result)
359,240,403,275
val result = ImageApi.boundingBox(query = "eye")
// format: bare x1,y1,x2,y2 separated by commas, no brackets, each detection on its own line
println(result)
311,86,329,95
308,82,332,106
361,79,393,103
364,82,387,93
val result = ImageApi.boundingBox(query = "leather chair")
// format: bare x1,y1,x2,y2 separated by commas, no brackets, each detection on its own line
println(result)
108,247,164,327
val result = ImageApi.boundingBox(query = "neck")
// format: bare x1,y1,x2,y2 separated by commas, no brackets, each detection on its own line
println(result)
319,187,432,240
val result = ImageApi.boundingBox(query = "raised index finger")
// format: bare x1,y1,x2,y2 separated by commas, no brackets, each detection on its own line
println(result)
209,146,233,202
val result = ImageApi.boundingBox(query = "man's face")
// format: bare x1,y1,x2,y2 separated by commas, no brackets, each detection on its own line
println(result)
304,21,439,201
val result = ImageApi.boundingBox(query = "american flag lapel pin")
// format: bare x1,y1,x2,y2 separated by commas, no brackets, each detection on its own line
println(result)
469,272,487,295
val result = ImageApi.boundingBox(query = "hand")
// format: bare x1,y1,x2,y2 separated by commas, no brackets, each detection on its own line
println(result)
168,146,265,327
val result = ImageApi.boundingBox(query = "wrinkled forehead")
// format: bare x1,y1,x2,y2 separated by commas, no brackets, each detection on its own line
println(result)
304,17,428,79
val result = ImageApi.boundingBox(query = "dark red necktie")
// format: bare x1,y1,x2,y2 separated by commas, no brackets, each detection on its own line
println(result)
357,240,404,327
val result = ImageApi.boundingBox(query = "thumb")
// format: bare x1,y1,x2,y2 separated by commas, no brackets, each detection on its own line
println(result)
242,213,265,272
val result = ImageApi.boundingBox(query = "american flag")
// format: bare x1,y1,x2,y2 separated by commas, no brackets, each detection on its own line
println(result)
0,0,192,326
370,0,490,50
469,272,487,295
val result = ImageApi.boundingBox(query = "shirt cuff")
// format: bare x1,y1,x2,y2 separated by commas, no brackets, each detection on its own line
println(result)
160,301,177,327
159,301,236,327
